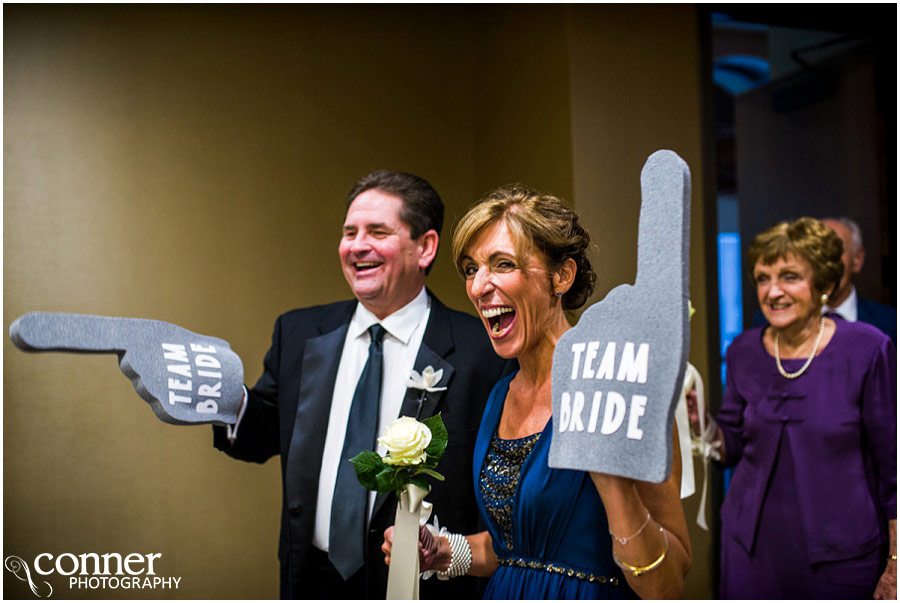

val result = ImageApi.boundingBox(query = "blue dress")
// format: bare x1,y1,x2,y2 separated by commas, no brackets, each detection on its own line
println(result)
473,373,637,599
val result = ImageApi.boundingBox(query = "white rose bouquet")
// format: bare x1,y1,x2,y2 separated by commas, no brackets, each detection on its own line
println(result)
350,413,448,499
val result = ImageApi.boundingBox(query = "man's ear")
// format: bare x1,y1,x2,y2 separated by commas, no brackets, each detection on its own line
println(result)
551,257,578,295
418,230,439,271
850,245,865,275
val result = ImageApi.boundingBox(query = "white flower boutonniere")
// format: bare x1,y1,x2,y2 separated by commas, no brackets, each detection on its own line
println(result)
407,366,447,420
407,366,448,392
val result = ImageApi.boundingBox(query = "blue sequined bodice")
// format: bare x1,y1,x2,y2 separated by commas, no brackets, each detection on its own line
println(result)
479,431,541,552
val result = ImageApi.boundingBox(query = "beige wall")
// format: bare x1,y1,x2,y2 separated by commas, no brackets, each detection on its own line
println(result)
567,5,713,598
5,6,479,598
5,5,712,599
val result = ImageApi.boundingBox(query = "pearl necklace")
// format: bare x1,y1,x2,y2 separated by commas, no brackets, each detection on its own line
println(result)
774,315,826,379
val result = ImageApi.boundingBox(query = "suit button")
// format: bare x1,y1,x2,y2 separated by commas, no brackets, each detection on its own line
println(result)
289,503,302,516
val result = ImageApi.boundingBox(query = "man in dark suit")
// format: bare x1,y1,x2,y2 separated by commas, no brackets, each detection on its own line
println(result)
752,217,896,343
819,217,896,343
213,170,511,599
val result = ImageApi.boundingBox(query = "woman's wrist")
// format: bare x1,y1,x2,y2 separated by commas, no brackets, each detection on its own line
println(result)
612,523,669,577
434,536,452,572
435,533,472,579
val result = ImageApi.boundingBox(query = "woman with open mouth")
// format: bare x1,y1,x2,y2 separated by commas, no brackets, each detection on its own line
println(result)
385,184,692,599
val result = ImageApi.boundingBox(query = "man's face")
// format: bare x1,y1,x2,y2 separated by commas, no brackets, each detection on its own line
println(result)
339,189,430,319
821,219,864,300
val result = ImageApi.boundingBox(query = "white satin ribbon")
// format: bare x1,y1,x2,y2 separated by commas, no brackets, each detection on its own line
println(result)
675,364,697,500
386,484,432,600
675,362,716,531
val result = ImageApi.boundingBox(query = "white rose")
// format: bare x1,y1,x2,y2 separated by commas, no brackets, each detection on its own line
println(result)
378,417,432,466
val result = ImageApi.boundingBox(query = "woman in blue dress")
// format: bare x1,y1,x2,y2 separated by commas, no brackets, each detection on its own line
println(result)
385,185,691,598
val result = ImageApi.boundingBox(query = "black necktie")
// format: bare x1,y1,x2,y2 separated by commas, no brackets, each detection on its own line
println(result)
329,324,386,580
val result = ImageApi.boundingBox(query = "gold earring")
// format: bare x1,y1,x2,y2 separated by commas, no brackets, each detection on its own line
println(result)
821,293,828,304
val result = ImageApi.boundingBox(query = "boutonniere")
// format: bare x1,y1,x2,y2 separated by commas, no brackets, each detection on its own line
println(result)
407,366,447,420
407,366,448,392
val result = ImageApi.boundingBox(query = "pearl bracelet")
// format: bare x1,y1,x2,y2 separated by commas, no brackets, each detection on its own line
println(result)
437,532,472,580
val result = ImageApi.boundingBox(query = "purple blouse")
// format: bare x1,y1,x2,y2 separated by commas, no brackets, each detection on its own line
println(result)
718,316,896,564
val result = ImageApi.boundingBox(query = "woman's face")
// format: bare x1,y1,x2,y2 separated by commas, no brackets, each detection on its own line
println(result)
754,253,822,332
460,220,557,360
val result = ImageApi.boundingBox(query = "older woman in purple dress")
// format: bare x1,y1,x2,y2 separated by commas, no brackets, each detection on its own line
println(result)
692,217,896,599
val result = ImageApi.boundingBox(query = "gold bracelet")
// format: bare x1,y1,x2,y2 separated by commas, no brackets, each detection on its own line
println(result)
612,525,668,577
889,554,897,562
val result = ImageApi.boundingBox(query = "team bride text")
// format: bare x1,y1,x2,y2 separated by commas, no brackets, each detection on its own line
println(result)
557,340,651,439
163,342,225,415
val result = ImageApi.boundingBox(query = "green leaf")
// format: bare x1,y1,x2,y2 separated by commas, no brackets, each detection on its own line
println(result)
375,467,403,494
349,450,384,491
423,413,448,460
414,466,445,481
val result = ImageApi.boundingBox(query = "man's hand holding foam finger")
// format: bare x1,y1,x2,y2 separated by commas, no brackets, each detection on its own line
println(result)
10,312,244,426
550,150,691,482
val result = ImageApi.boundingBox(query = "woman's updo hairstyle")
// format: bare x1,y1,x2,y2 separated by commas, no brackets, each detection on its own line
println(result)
452,184,596,311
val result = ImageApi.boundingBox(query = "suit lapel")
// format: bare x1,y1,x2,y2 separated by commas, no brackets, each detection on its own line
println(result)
373,292,456,520
284,309,353,510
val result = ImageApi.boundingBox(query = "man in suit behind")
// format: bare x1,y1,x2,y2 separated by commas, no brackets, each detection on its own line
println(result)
819,217,896,343
214,170,511,598
752,216,896,343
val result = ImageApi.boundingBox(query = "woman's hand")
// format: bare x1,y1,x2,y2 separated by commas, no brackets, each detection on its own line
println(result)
381,525,443,571
685,388,702,436
589,426,692,599
874,558,896,599
874,521,897,599
685,387,725,460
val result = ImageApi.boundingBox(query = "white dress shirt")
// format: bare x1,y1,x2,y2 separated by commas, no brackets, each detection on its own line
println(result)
825,285,858,322
312,288,431,552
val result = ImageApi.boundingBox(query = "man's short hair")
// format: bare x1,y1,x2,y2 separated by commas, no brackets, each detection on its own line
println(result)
821,216,864,251
346,170,444,274
346,170,444,239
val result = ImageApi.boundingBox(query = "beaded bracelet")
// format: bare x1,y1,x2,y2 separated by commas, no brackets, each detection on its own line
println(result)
436,532,472,580
612,525,668,577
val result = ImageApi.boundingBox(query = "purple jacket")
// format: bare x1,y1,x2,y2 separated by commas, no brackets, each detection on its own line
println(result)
718,317,896,564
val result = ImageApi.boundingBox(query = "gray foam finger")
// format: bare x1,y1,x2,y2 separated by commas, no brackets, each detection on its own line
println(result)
10,312,244,426
549,150,691,482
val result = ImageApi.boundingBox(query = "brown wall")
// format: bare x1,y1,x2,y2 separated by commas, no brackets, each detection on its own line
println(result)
736,44,890,323
5,5,711,598
5,6,480,598
567,6,712,598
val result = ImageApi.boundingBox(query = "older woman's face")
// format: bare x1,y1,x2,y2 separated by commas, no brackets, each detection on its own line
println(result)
461,220,555,360
754,253,821,332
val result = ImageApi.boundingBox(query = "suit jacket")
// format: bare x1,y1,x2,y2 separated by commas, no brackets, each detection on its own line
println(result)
857,297,896,344
214,291,513,599
752,297,897,344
